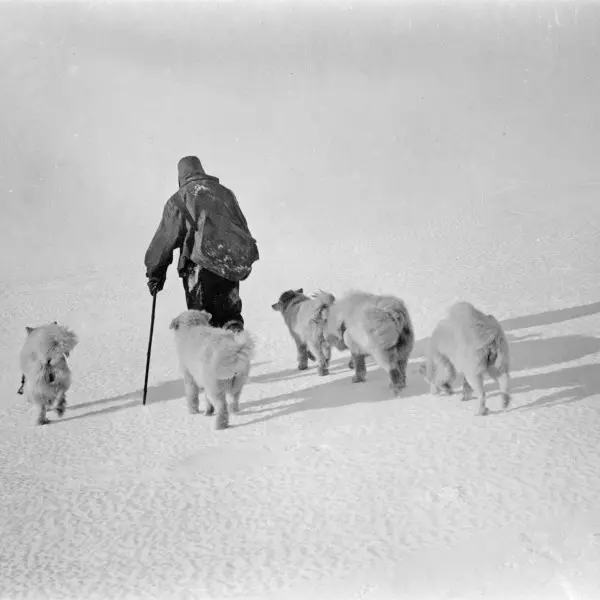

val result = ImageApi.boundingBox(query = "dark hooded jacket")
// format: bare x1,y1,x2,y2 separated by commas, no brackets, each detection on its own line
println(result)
144,156,252,282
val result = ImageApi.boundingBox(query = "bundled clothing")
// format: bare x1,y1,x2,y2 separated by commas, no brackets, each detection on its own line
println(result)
144,156,253,331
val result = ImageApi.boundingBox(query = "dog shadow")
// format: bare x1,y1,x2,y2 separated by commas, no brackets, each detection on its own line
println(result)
61,301,600,424
510,362,600,412
235,362,430,428
451,332,600,414
63,361,272,423
500,300,600,332
508,333,600,373
250,356,353,384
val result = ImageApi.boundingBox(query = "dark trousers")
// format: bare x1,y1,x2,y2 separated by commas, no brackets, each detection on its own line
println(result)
182,263,244,330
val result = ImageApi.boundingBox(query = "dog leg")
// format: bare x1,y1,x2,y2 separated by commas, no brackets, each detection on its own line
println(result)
229,375,246,414
465,372,488,416
389,355,409,396
309,341,329,376
210,389,229,430
348,357,355,370
307,350,316,362
202,394,215,416
461,379,473,402
36,403,49,426
322,340,332,369
297,343,310,371
183,370,201,415
351,354,367,383
495,371,511,409
55,391,67,418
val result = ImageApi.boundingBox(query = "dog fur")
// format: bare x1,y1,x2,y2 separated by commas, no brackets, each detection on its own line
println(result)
19,322,78,425
324,290,415,395
418,301,511,416
169,309,254,430
271,288,336,375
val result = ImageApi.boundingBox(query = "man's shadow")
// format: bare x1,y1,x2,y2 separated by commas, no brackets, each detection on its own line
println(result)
62,300,600,423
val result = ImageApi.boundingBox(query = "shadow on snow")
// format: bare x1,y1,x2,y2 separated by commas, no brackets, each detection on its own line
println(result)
62,300,600,423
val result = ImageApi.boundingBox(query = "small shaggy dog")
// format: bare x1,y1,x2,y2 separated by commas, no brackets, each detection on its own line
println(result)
271,288,336,375
324,290,415,395
169,309,254,430
19,322,79,425
419,301,511,416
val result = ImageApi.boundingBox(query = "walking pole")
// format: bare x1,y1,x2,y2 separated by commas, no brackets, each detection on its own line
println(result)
142,291,158,406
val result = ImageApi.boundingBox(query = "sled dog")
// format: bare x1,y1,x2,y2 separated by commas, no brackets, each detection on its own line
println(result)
324,290,414,395
271,288,336,375
169,309,254,430
19,322,78,425
419,301,511,416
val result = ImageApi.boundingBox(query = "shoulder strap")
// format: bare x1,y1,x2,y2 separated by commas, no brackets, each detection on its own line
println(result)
172,190,198,231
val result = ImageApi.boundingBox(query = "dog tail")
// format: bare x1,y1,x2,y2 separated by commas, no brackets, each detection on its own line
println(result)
310,290,336,319
213,331,255,380
364,297,414,352
485,319,510,374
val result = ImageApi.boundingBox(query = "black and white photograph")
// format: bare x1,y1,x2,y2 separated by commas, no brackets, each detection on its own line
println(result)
1,0,600,598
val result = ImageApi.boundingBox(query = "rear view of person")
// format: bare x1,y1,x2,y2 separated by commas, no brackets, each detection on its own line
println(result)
144,156,259,332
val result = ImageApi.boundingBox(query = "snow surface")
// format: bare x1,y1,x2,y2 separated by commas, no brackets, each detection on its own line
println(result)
2,2,600,599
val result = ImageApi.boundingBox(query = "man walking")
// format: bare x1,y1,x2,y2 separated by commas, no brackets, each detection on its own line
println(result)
144,156,256,332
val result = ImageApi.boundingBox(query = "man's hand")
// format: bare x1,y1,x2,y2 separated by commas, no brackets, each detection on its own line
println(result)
147,277,165,296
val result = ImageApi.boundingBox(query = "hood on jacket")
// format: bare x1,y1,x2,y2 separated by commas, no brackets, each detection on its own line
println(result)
177,156,206,187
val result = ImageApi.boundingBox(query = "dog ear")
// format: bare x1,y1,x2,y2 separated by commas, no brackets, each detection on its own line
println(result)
169,317,179,331
25,326,34,335
53,321,58,325
296,288,303,294
271,302,281,312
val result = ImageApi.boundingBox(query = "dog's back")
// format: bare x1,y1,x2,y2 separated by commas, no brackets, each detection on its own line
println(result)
428,302,509,377
335,291,414,355
171,314,254,384
170,309,255,429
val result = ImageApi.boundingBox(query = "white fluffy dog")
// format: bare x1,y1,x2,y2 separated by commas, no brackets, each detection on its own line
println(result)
324,290,415,395
419,301,511,416
169,309,254,430
19,322,79,425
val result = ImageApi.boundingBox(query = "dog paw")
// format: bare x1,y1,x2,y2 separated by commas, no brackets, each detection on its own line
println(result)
36,417,50,426
298,363,309,371
476,406,490,417
202,406,215,416
215,418,229,430
390,383,405,396
318,368,329,376
502,394,511,409
55,405,66,418
229,404,240,414
352,375,366,384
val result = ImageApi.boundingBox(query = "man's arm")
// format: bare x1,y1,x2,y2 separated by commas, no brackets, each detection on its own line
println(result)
144,195,185,283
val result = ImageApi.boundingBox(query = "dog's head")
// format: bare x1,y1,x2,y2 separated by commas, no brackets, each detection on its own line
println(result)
417,361,453,395
25,321,58,336
271,288,305,312
170,309,212,331
26,322,78,361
